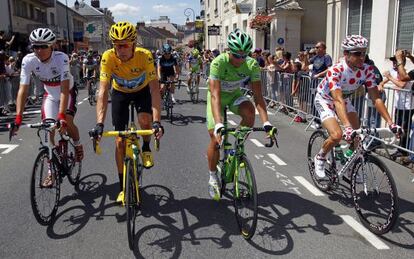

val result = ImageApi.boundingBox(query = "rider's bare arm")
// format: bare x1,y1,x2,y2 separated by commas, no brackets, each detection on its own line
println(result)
367,87,393,125
96,80,110,124
59,79,70,116
251,81,269,124
149,79,162,122
15,84,30,116
209,79,222,124
331,89,352,127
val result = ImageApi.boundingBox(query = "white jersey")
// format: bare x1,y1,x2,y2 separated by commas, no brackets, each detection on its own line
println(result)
20,51,73,101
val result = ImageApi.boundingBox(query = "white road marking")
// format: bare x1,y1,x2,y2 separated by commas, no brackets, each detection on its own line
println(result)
78,101,83,105
22,110,41,115
83,97,88,101
340,215,390,250
228,120,237,126
250,139,264,147
256,109,274,115
294,176,325,196
227,111,234,115
0,144,19,154
198,87,208,90
268,153,287,166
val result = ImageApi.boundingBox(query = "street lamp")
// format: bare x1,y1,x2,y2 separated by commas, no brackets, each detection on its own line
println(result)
184,8,196,44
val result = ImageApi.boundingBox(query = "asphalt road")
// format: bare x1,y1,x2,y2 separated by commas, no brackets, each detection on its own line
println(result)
0,76,413,258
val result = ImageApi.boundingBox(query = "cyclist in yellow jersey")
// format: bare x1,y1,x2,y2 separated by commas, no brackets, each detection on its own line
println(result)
91,22,164,203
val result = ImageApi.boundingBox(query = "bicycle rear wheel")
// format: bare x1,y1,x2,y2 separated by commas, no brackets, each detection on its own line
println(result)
233,155,258,240
351,154,399,235
67,143,82,185
307,130,335,192
125,158,139,249
30,149,60,225
190,81,196,103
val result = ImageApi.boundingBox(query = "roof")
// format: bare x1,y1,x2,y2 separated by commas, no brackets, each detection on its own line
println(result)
137,27,153,38
272,0,303,11
152,27,176,39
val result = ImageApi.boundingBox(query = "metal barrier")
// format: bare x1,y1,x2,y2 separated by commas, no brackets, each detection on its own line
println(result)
253,69,414,166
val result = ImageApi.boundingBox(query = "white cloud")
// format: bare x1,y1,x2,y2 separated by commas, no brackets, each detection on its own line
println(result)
152,4,176,14
109,3,140,16
177,3,188,7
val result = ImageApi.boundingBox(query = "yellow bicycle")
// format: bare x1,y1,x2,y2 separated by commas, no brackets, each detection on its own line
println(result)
90,102,159,250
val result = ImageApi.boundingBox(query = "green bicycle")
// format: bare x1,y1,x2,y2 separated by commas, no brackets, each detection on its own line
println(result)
216,106,278,240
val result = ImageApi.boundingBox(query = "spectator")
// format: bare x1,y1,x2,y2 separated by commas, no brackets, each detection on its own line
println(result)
383,55,414,159
211,48,220,58
309,41,332,78
280,52,293,73
70,53,82,88
0,31,15,52
0,51,8,115
297,51,310,73
292,61,307,122
394,49,414,82
253,48,266,68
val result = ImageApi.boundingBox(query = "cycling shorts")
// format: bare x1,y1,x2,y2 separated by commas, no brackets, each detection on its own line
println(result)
160,73,175,83
41,86,78,119
314,93,356,122
206,89,251,130
111,86,152,131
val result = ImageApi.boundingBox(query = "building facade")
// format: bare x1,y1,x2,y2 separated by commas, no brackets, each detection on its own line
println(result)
326,0,414,72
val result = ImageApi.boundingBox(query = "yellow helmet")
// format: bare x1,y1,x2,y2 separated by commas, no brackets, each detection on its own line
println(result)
109,22,137,41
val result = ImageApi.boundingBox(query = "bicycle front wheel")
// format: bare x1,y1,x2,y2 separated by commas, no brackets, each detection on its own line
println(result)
67,143,82,185
125,158,139,249
307,130,335,192
30,149,60,225
351,154,399,235
233,155,258,240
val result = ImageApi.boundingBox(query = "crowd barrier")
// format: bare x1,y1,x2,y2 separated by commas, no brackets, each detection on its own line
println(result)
252,69,414,164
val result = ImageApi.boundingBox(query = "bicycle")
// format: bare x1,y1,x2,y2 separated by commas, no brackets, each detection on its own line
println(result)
215,106,278,240
188,72,202,103
85,76,98,106
160,79,177,123
9,118,82,225
307,127,399,235
90,101,159,250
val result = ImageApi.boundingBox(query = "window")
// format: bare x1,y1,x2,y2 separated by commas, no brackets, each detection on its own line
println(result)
243,20,247,32
396,0,414,51
347,0,372,45
225,26,229,39
50,12,55,25
14,0,28,18
29,4,34,19
233,23,237,31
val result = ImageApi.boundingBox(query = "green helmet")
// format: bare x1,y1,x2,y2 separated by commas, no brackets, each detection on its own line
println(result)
227,29,253,54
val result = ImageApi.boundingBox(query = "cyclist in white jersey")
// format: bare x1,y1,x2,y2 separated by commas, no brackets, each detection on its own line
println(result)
11,28,83,163
313,35,402,178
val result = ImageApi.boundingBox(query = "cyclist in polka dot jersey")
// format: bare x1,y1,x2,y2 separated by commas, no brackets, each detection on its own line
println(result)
313,35,403,179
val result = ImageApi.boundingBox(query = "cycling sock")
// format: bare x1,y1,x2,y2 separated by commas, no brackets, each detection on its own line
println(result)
142,141,151,152
118,174,123,191
317,149,326,158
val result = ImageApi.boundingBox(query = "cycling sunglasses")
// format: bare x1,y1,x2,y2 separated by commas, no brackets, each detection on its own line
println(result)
113,42,133,49
32,44,50,49
231,52,248,59
349,50,366,57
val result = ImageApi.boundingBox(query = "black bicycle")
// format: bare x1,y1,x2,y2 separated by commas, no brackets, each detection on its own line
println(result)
307,127,398,235
10,119,82,225
160,80,177,123
86,76,98,105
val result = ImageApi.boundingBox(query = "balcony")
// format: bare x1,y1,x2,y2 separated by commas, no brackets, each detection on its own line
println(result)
38,0,55,7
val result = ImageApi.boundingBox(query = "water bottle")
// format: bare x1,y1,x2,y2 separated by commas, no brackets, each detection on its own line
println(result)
334,145,344,161
344,149,354,160
223,143,234,156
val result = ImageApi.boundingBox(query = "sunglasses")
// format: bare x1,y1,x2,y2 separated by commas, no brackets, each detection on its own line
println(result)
231,52,248,59
32,45,50,49
349,51,366,57
113,43,133,49
164,52,171,55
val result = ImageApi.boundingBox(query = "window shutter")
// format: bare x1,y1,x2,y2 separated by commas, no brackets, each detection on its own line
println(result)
348,0,361,35
397,0,414,51
361,0,372,44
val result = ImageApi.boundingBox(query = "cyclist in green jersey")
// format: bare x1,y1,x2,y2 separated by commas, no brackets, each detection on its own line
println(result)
187,49,203,92
206,29,277,199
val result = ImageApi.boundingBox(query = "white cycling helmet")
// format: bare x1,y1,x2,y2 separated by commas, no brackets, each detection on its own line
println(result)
29,28,56,45
341,35,368,51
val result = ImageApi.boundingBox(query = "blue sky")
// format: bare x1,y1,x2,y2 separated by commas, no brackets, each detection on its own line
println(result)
60,0,202,25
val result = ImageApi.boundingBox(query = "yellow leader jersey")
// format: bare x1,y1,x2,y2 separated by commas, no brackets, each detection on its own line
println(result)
100,47,157,93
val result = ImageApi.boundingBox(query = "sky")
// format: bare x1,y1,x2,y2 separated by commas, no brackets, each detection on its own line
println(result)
59,0,202,25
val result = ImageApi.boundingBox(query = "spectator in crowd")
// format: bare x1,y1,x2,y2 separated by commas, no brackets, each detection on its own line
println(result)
202,49,212,78
280,52,293,73
297,51,310,73
70,53,82,88
0,51,8,115
394,49,414,82
0,31,15,52
291,61,307,122
382,54,414,159
252,48,266,68
15,51,24,71
211,48,220,58
309,41,332,78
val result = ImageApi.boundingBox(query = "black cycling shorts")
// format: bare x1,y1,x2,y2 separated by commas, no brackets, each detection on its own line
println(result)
111,86,152,131
160,72,175,83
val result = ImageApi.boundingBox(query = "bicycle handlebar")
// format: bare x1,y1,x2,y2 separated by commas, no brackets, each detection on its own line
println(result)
220,127,279,148
8,119,70,142
342,127,397,146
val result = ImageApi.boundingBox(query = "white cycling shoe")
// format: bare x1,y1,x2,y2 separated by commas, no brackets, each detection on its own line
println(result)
314,154,327,178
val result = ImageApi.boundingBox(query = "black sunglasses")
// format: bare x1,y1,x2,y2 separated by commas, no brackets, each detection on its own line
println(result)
349,50,366,57
231,52,248,59
32,45,50,49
